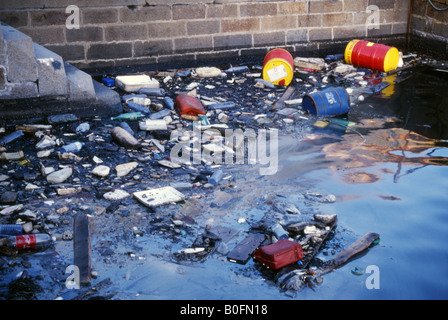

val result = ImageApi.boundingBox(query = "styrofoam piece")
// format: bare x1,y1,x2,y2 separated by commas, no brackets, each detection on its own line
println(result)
115,74,160,92
133,187,186,208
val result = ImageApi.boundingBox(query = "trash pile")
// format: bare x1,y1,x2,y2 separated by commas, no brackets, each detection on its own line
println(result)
1,38,433,299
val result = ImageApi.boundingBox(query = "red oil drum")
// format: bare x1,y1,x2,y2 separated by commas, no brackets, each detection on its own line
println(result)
344,39,400,72
174,94,206,116
262,48,294,86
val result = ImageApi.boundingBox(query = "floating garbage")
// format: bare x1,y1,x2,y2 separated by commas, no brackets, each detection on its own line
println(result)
175,94,207,117
0,234,53,250
263,48,294,86
196,67,222,78
345,39,400,72
111,126,141,150
0,151,24,161
47,113,79,124
133,186,186,208
60,142,83,154
0,130,24,145
102,77,115,87
115,74,159,92
302,87,350,116
253,239,304,270
111,112,143,121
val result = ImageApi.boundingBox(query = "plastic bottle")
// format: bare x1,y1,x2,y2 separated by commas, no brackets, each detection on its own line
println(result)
0,130,24,145
207,101,236,110
111,112,143,121
163,97,175,110
47,114,79,124
209,169,224,185
324,54,344,63
150,109,171,120
0,224,23,236
75,122,90,135
1,234,53,250
111,126,141,150
0,151,24,161
60,142,83,154
271,223,289,240
127,102,151,116
119,122,135,136
138,87,166,96
225,66,249,73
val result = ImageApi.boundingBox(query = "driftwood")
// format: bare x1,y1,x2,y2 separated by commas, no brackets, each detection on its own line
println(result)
320,232,380,275
272,86,296,110
73,214,92,286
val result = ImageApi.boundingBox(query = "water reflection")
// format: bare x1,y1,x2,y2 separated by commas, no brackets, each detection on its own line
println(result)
279,67,448,184
322,123,448,183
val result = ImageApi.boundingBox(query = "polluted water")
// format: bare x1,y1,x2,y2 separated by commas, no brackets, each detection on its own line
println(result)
0,50,448,300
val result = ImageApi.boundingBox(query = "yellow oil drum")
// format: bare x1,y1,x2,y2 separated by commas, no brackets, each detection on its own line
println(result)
345,39,400,73
262,48,294,86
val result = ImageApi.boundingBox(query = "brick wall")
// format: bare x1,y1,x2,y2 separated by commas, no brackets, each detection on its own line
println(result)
0,0,412,71
410,0,448,58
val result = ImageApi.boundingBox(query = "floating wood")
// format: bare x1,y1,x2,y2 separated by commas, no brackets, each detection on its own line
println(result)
227,233,266,265
73,214,92,286
272,86,296,110
320,232,380,275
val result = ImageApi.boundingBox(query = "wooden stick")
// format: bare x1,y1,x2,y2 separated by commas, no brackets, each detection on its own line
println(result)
272,86,296,110
320,232,380,275
73,214,92,286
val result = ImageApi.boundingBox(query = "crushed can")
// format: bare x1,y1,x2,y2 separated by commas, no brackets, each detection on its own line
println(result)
253,239,304,270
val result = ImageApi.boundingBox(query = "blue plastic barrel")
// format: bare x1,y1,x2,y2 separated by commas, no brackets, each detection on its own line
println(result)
302,87,350,116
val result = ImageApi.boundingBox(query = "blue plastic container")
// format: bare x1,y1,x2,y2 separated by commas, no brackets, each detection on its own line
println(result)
302,87,350,116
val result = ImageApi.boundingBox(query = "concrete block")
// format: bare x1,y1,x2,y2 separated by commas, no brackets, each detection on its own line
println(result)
0,23,6,68
1,23,37,83
33,42,68,97
0,82,38,100
64,62,95,102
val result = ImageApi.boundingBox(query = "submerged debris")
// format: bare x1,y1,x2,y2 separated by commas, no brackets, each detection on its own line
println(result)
1,43,432,299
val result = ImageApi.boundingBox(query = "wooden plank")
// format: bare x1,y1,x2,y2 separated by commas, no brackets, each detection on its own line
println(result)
73,214,92,286
272,86,296,110
320,232,380,275
227,233,266,265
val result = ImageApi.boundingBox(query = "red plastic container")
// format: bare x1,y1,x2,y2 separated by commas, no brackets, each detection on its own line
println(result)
344,39,400,72
253,239,304,270
174,94,206,116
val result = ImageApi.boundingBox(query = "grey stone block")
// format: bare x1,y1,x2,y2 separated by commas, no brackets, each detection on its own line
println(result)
0,81,38,100
0,23,6,69
33,42,68,97
64,61,96,102
1,23,37,83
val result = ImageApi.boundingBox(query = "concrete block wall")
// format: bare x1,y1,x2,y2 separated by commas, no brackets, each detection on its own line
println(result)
0,0,412,71
410,0,448,58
